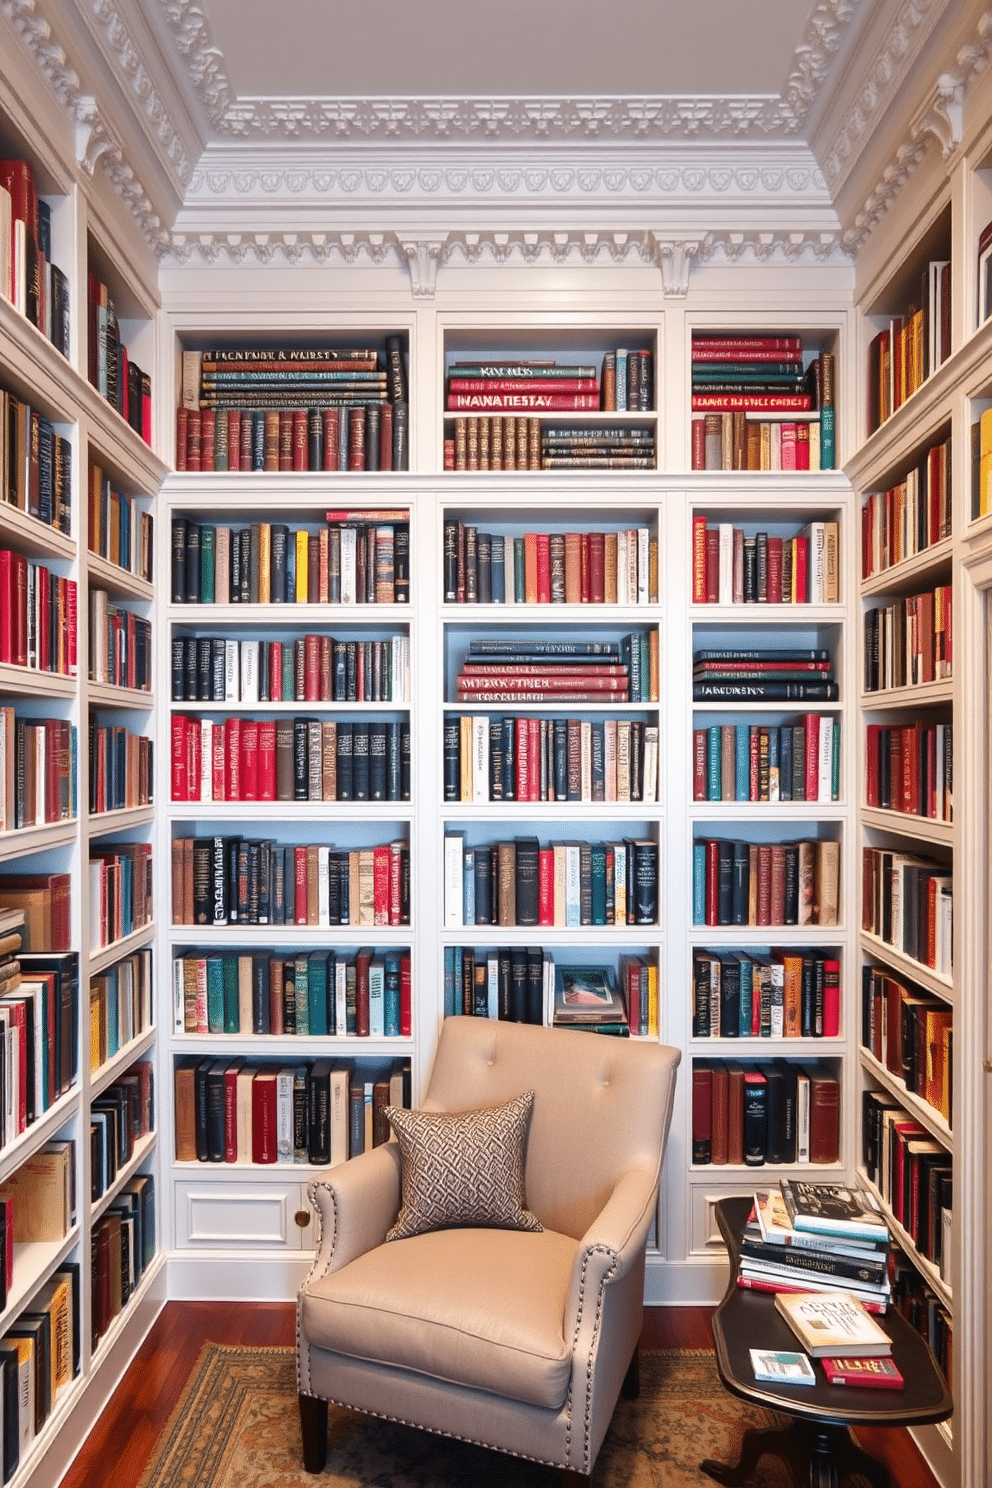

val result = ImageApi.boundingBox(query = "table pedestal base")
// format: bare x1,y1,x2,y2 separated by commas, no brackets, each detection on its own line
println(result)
700,1417,891,1488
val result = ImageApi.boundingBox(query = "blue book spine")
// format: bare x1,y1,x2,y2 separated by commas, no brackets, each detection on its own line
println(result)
778,725,793,801
768,726,780,801
443,945,456,1017
692,842,706,925
737,956,754,1035
490,535,505,603
735,725,750,801
462,847,476,925
707,726,721,800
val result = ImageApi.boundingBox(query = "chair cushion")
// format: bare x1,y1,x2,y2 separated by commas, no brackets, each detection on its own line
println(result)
301,1226,576,1407
385,1091,542,1241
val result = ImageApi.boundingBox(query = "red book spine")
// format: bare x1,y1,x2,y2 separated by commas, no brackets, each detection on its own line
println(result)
171,716,189,800
239,718,259,801
294,846,308,926
228,410,242,471
766,536,783,602
279,410,294,471
187,718,201,802
257,719,277,800
538,848,554,926
269,641,282,700
176,407,188,471
822,958,841,1038
212,720,226,802
693,729,707,801
528,717,541,802
535,532,551,604
691,417,706,469
225,716,242,801
292,409,308,471
200,409,216,472
373,845,390,927
587,531,605,603
809,1073,840,1163
792,534,809,601
803,713,820,801
355,949,371,1037
185,408,202,471
705,528,719,603
251,1072,278,1163
515,721,530,801
692,515,707,602
400,954,412,1037
580,532,591,602
705,839,719,926
303,633,320,702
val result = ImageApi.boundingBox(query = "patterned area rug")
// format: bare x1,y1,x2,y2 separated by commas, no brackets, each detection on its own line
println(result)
137,1344,794,1487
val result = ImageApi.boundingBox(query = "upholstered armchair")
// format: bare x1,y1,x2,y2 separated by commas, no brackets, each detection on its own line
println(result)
297,1016,680,1479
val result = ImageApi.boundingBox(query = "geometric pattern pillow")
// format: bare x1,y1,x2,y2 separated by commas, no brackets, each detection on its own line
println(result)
384,1091,543,1241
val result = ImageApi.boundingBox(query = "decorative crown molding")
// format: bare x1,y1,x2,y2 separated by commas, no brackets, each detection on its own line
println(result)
89,0,193,184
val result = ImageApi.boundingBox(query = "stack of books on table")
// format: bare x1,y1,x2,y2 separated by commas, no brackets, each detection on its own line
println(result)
738,1182,892,1313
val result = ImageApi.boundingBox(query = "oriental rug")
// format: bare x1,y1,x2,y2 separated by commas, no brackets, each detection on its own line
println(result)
137,1344,795,1487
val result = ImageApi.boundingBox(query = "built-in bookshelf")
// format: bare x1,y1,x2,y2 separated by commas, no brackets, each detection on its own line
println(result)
0,86,166,1488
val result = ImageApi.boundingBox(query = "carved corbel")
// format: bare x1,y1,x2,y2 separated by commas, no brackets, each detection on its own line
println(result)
75,96,114,177
652,238,700,298
911,75,965,159
398,235,447,296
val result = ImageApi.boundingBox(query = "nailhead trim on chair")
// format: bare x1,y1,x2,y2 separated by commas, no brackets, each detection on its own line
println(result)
565,1243,619,1473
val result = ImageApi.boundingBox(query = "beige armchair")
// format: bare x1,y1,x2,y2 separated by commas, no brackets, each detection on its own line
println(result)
297,1016,680,1480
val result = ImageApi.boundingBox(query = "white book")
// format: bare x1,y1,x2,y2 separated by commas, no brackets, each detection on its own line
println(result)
368,956,385,1037
564,842,582,928
818,714,834,802
0,184,11,303
637,527,650,604
603,718,618,803
552,844,567,928
718,522,734,605
616,530,629,604
795,1068,811,1163
580,720,592,801
318,845,330,925
330,1062,350,1163
334,959,348,1037
486,951,499,1019
199,719,213,801
224,640,239,702
472,714,489,802
276,1067,295,1163
443,833,465,927
806,521,825,603
615,720,631,801
236,1066,254,1162
340,527,357,604
171,958,185,1033
769,959,785,1038
240,640,259,702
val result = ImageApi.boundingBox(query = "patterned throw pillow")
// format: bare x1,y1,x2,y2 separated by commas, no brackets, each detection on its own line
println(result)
385,1091,543,1241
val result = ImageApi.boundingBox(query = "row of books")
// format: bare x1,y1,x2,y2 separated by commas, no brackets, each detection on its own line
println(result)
0,158,70,354
177,400,409,473
91,1064,154,1198
86,270,152,444
443,832,659,929
889,1248,952,1387
554,957,656,1036
442,520,658,606
443,417,657,471
692,946,841,1040
0,875,73,952
445,713,659,805
173,946,412,1039
973,406,992,520
170,514,411,606
691,519,839,605
170,716,411,805
866,259,951,433
861,965,952,1124
89,948,153,1073
87,465,154,582
445,413,541,471
0,1262,79,1473
88,842,154,951
1,389,72,532
861,1087,951,1277
88,591,152,691
0,1140,74,1255
691,1059,840,1167
692,337,834,438
860,845,952,977
863,585,952,691
170,633,411,706
691,413,828,472
0,929,76,1111
89,723,152,815
692,647,837,703
454,636,657,703
172,836,410,931
860,435,951,578
0,550,77,675
692,837,841,929
0,713,76,832
443,951,655,1037
864,721,952,822
174,1054,411,1166
692,717,839,805
92,1173,155,1349
182,342,408,406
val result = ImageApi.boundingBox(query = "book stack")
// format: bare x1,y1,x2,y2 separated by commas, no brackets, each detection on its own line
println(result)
737,1183,892,1312
177,338,409,472
540,425,655,470
692,947,840,1039
689,334,835,471
171,837,411,929
0,712,77,831
86,269,152,442
444,833,659,930
2,390,73,532
691,836,840,928
692,715,840,805
0,157,70,354
553,963,630,1036
0,873,72,951
174,1054,411,1165
446,358,602,413
692,1062,840,1167
172,947,411,1038
692,647,838,702
866,260,951,433
691,518,839,605
454,636,660,704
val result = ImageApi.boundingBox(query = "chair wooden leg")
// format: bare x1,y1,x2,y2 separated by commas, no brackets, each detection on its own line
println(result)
298,1393,328,1473
621,1345,640,1399
559,1472,591,1486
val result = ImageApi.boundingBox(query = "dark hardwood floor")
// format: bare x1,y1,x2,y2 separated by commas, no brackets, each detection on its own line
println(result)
60,1302,943,1488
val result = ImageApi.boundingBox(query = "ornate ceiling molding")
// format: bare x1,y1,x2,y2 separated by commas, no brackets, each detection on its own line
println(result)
89,0,194,185
157,0,860,145
843,7,992,251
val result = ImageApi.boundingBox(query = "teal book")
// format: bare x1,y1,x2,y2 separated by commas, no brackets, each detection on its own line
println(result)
222,954,240,1033
707,725,721,800
199,525,216,603
735,724,750,801
206,955,224,1033
692,842,706,925
307,951,330,1037
383,952,401,1037
294,953,310,1036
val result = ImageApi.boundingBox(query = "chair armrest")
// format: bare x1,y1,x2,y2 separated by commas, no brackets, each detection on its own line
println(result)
564,1167,658,1318
305,1142,402,1281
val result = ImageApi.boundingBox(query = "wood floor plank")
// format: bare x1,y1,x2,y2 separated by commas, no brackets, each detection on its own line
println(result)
57,1303,943,1488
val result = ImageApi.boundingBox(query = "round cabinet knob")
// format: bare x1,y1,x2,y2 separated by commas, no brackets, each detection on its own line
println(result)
294,1208,312,1229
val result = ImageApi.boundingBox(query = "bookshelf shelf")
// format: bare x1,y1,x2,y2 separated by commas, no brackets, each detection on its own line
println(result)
859,1048,953,1148
0,822,77,863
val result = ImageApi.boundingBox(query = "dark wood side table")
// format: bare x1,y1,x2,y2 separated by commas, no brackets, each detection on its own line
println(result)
700,1196,953,1488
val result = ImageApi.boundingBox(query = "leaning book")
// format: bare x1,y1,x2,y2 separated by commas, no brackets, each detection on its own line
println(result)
553,965,628,1027
774,1290,892,1358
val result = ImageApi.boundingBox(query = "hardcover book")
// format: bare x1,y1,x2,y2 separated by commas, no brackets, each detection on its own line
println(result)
774,1290,892,1357
780,1180,889,1242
